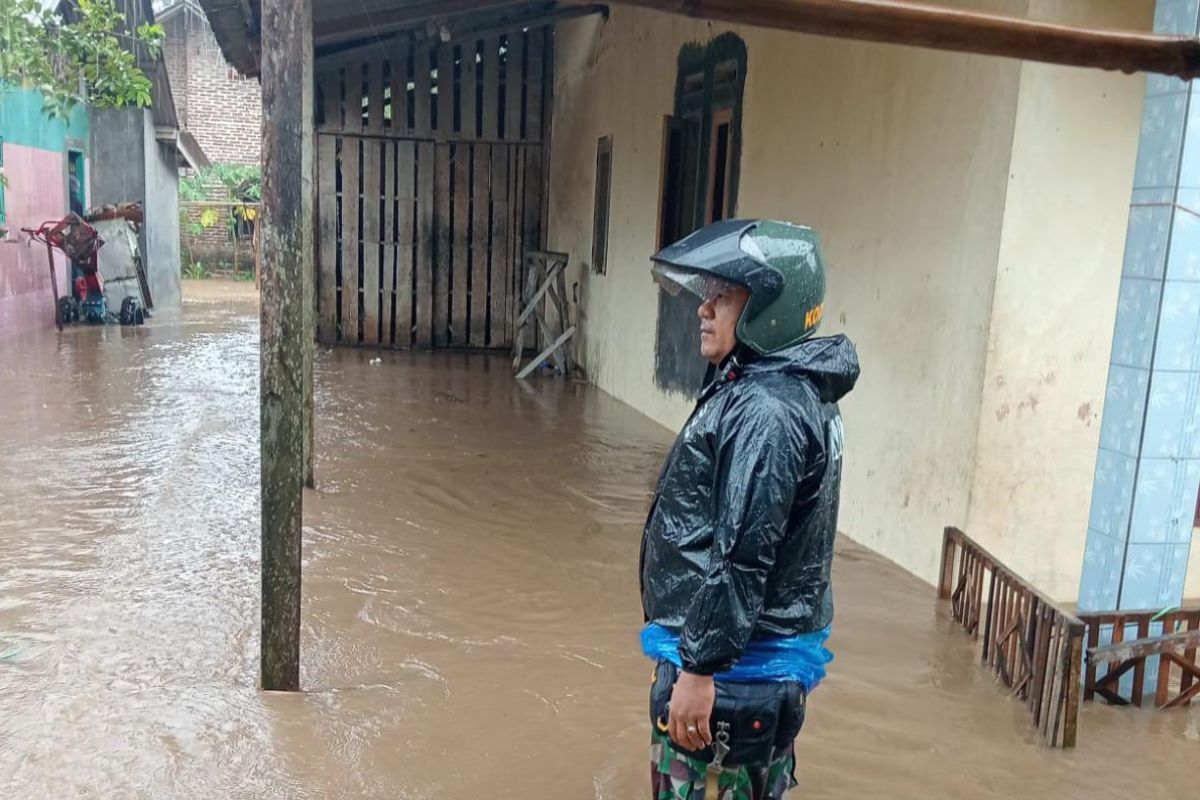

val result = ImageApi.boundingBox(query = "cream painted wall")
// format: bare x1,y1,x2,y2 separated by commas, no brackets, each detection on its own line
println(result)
548,1,1153,594
549,2,1026,586
965,0,1153,601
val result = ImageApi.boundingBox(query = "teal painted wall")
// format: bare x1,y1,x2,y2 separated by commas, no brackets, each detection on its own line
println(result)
0,85,90,152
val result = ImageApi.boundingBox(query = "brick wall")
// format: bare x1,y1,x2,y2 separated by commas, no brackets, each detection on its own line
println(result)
162,3,261,166
180,177,257,271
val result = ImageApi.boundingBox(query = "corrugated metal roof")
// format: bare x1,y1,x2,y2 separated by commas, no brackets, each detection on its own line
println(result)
196,0,261,77
198,0,551,78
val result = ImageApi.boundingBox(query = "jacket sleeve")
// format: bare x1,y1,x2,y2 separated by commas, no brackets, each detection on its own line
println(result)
678,395,807,675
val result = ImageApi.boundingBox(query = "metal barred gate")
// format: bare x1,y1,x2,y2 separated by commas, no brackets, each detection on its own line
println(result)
314,27,549,349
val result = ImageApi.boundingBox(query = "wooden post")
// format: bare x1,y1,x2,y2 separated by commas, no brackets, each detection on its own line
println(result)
260,0,313,692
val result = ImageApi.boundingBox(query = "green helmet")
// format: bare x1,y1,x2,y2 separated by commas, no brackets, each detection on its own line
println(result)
651,219,827,355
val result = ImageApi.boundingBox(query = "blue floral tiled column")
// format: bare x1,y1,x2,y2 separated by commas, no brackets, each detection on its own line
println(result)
1080,0,1200,611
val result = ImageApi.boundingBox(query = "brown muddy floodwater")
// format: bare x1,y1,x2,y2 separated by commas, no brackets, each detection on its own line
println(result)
0,280,1196,798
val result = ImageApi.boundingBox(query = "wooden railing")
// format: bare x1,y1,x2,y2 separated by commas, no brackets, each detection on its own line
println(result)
1077,607,1200,709
937,527,1086,747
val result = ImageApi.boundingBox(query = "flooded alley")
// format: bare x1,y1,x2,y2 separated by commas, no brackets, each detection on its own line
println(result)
0,282,1196,799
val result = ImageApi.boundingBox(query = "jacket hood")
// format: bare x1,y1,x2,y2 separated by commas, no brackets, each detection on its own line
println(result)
745,334,860,402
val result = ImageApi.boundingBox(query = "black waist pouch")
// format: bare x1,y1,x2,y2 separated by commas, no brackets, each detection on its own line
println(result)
649,660,807,766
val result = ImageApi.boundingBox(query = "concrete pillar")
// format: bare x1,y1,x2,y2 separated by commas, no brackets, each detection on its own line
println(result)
1080,0,1200,611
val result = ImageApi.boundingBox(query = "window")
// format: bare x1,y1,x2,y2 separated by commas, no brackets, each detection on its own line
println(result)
657,116,699,250
67,150,86,216
592,136,613,275
707,107,734,224
654,34,748,395
234,213,256,241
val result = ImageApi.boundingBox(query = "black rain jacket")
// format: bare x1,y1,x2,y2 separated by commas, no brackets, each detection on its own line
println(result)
639,335,860,675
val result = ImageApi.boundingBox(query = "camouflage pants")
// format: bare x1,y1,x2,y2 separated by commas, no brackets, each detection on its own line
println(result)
650,731,796,800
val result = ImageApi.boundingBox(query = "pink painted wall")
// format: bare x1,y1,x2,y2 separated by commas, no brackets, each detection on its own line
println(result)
0,143,71,340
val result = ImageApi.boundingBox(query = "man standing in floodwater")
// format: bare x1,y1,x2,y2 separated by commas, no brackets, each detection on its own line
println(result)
640,219,860,799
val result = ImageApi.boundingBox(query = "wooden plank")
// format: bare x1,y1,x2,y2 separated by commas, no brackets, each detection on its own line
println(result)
538,27,552,251
556,266,572,371
1089,628,1200,663
525,26,544,142
515,258,564,325
1012,593,1028,688
342,135,361,344
489,145,510,346
321,69,341,130
462,40,478,140
452,143,471,346
991,578,1007,671
534,304,565,372
1033,605,1053,723
471,143,491,347
1041,621,1060,738
504,31,524,142
1084,618,1100,701
345,63,363,133
415,141,435,347
524,143,543,255
481,35,500,140
937,530,956,600
390,50,408,136
414,45,432,137
382,140,396,345
361,138,381,346
516,326,576,379
1182,616,1199,704
982,567,996,661
396,140,415,347
1061,627,1083,748
367,59,385,133
438,43,454,139
1131,615,1150,706
434,143,451,346
511,146,525,347
1047,619,1066,745
317,134,338,343
1162,668,1200,709
512,252,536,368
971,553,983,631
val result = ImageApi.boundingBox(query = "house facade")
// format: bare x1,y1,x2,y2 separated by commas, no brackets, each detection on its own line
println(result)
199,0,1200,608
161,0,261,166
0,88,90,339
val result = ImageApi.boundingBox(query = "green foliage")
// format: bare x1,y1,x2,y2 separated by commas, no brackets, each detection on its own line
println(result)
0,0,165,118
180,164,260,275
178,174,207,202
179,164,262,203
183,262,208,280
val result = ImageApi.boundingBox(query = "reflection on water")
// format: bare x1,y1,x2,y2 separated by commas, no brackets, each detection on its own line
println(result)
0,282,1194,798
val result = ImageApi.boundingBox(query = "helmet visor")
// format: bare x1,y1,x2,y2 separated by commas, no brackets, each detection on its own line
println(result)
651,262,739,301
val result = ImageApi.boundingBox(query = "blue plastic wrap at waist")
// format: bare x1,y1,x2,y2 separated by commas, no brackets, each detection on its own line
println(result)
641,623,833,689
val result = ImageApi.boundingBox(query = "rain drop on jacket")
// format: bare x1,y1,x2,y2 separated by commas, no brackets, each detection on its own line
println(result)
639,334,861,676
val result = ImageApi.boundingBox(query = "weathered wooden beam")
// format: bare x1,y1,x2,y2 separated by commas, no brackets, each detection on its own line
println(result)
314,0,531,43
516,325,577,379
515,259,565,327
615,0,1200,79
414,4,609,49
260,0,314,692
1087,629,1200,665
